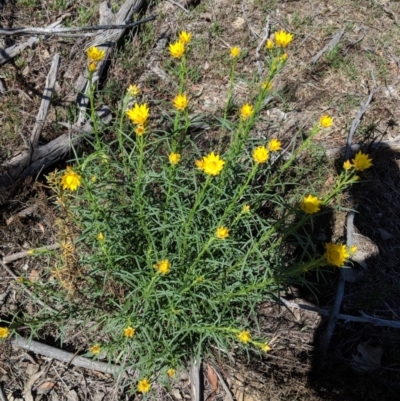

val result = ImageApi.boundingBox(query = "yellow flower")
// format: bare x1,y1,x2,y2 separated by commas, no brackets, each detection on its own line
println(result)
17,277,24,282
124,326,135,338
91,176,97,183
319,115,333,128
154,259,171,275
216,226,229,240
173,93,189,111
138,378,151,393
261,343,271,352
349,245,357,255
167,368,176,378
240,103,254,121
230,46,241,58
27,249,35,255
97,232,104,241
178,30,191,44
127,84,140,97
237,330,251,344
343,160,352,170
195,159,204,170
169,40,185,58
268,139,282,152
126,103,150,125
61,166,82,191
352,151,373,171
301,195,322,214
324,242,350,267
86,46,106,62
252,146,269,164
265,38,274,49
169,152,181,165
262,81,273,91
0,327,9,339
90,344,101,354
202,152,225,176
135,125,146,136
280,53,288,62
242,204,250,213
274,30,294,48
88,62,97,72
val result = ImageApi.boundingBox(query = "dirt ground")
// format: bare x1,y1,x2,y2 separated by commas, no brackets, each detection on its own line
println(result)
1,0,400,399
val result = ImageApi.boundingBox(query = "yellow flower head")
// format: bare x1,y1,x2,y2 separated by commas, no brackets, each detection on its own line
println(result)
0,327,9,339
265,38,274,49
195,159,204,170
202,152,225,176
252,146,269,164
124,326,135,338
240,103,254,121
178,30,192,44
173,93,189,111
262,81,273,91
238,330,251,344
169,40,185,58
155,259,171,275
27,249,35,255
274,30,294,48
324,242,350,267
319,115,333,128
86,46,106,62
91,176,97,183
135,125,146,136
127,84,140,97
97,232,104,241
268,139,282,152
169,152,181,165
352,151,373,171
138,378,151,393
126,103,150,126
343,160,352,170
261,342,271,352
167,368,176,378
349,245,357,255
301,195,322,214
90,344,101,354
230,46,241,58
242,204,250,213
88,62,97,72
61,166,82,191
216,226,230,240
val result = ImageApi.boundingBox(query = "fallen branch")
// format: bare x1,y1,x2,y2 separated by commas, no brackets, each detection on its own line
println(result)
311,29,344,65
3,244,60,264
190,357,203,401
12,336,123,376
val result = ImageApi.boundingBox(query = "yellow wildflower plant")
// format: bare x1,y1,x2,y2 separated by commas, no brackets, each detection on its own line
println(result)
97,232,104,241
319,115,333,128
0,327,9,339
86,46,106,62
195,159,205,171
155,259,171,274
138,378,151,393
265,38,274,49
134,125,146,136
173,93,189,111
178,30,191,44
324,243,350,267
201,152,225,176
261,343,271,352
274,30,294,48
268,139,282,152
242,204,250,213
167,368,176,378
61,166,82,191
230,46,241,58
169,152,181,165
240,103,254,121
169,40,185,58
280,53,288,62
88,62,97,72
90,344,101,354
124,326,135,338
126,103,150,126
301,195,322,214
252,146,269,164
343,160,352,170
352,151,373,171
127,84,140,97
216,226,230,240
237,330,251,344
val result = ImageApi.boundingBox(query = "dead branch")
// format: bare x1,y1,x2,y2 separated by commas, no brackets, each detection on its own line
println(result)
30,54,60,149
190,357,203,401
3,244,60,264
12,336,123,376
311,29,344,64
0,16,156,37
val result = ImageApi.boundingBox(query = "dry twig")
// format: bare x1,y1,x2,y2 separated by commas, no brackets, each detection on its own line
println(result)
190,357,203,401
311,29,344,65
3,244,60,264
